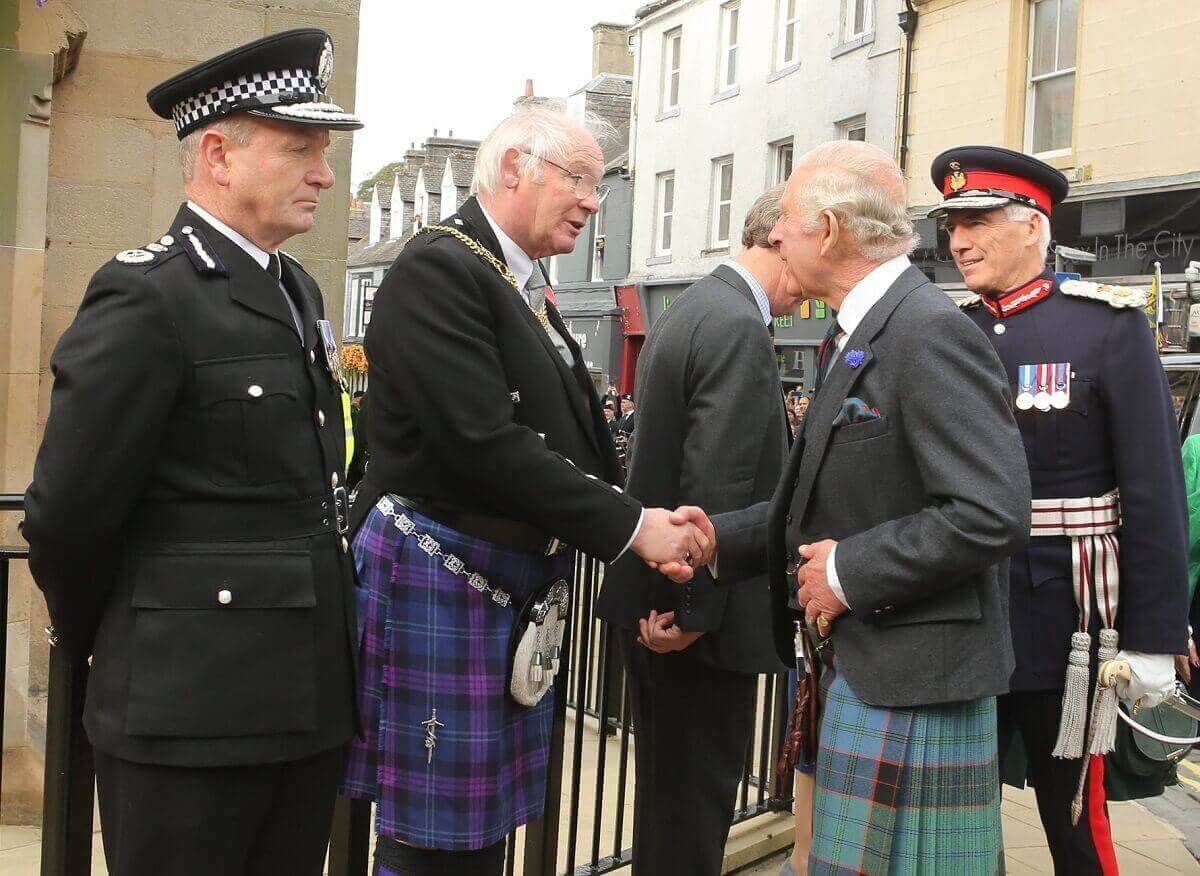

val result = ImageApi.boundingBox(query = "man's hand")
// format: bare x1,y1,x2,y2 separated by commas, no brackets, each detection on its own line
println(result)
638,610,703,654
1113,650,1177,708
795,540,847,632
631,507,711,583
1176,639,1200,685
649,506,716,584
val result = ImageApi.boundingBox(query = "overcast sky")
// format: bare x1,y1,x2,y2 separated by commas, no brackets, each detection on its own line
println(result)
348,0,643,187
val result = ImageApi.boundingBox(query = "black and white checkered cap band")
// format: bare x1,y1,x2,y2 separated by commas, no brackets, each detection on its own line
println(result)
171,68,321,135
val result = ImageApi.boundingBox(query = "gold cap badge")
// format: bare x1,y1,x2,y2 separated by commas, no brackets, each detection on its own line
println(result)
948,160,967,192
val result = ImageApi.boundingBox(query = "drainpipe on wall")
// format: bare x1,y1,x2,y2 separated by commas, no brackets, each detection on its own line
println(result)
898,1,919,174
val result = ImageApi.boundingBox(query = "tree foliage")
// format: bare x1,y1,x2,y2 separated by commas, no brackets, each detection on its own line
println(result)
357,161,404,200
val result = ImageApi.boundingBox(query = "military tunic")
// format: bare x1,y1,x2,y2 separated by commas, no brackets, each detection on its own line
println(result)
961,273,1189,692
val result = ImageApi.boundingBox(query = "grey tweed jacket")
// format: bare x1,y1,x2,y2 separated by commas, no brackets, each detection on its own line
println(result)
713,266,1031,707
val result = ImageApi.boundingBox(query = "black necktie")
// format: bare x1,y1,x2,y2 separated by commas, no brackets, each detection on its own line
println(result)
268,252,304,338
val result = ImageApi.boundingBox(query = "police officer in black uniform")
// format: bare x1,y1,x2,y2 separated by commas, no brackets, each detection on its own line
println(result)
23,29,362,876
930,145,1189,874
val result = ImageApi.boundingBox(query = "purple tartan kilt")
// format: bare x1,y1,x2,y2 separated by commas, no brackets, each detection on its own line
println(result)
342,499,573,850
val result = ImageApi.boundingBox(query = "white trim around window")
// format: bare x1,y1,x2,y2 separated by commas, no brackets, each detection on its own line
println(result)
710,156,735,249
655,171,675,258
838,114,867,142
662,28,682,113
776,0,801,71
1025,0,1078,157
769,137,794,186
841,0,874,44
718,2,740,92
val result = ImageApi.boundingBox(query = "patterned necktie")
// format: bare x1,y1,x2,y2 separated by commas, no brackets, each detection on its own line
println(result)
813,321,843,394
525,267,574,366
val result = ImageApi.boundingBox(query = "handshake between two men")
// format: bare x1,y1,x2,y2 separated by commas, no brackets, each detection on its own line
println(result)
627,506,848,652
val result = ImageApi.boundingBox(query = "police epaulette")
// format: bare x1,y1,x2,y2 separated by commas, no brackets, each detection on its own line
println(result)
179,224,227,276
956,294,981,309
1059,279,1149,309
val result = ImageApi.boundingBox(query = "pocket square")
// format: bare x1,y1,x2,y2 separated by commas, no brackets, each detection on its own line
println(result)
832,397,881,427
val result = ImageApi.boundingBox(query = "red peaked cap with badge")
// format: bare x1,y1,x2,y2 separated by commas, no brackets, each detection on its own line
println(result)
926,145,1069,219
147,28,363,140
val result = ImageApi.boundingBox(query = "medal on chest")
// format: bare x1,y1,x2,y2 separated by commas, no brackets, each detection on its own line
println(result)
1017,362,1070,413
1016,365,1036,410
315,318,345,386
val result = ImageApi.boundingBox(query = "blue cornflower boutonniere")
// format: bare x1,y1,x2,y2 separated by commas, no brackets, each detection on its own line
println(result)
844,349,866,369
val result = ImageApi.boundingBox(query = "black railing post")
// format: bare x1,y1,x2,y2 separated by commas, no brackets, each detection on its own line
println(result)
39,646,94,876
520,551,586,876
327,796,371,876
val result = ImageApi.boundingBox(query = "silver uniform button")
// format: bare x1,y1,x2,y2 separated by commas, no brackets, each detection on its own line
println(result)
341,536,349,554
318,410,326,426
218,589,232,605
331,471,339,488
993,323,1006,335
247,384,264,398
309,349,316,364
181,225,193,234
159,235,175,247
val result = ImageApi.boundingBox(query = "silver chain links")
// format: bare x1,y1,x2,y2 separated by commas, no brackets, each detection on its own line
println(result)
375,495,512,608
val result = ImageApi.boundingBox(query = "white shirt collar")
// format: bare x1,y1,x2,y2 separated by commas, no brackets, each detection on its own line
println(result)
478,203,535,289
186,200,274,270
721,259,773,326
836,254,912,341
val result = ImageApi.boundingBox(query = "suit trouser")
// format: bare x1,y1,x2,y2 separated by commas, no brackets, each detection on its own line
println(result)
94,744,344,876
619,629,760,876
998,690,1107,876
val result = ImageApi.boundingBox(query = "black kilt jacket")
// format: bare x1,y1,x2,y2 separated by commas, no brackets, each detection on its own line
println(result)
962,275,1190,690
353,197,641,559
22,204,358,767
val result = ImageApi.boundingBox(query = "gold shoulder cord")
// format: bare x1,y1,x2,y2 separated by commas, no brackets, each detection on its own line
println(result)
417,225,553,335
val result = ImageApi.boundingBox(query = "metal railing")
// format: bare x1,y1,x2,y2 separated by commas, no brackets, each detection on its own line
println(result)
0,495,793,875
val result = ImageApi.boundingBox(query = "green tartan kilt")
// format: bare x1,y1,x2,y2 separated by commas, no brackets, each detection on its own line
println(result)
810,668,1003,875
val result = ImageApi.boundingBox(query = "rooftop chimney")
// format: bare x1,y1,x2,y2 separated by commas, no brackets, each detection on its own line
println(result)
524,79,534,97
592,23,633,77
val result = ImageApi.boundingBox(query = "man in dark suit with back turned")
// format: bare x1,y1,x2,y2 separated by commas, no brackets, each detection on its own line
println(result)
597,186,805,875
677,141,1031,872
22,30,363,876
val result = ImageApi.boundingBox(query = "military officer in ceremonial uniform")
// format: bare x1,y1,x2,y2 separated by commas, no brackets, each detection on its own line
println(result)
23,29,362,876
930,146,1189,874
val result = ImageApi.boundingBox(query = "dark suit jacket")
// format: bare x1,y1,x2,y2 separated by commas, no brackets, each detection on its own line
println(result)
714,266,1031,707
23,204,357,766
596,264,788,674
354,197,640,559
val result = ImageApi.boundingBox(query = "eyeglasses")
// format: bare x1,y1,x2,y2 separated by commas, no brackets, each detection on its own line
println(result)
524,152,610,205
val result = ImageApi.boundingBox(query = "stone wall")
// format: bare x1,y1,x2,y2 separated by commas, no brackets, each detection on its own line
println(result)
0,0,361,823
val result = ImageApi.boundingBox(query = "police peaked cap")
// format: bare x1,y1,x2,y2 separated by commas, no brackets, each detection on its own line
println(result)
147,28,363,140
928,145,1069,219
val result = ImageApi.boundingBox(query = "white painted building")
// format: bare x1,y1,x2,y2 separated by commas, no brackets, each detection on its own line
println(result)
627,0,903,281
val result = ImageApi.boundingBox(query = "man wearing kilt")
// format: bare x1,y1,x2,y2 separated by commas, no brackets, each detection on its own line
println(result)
345,103,710,875
932,146,1187,874
683,141,1032,873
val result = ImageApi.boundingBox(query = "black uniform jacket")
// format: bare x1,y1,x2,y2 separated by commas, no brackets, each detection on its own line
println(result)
23,204,358,767
354,197,641,560
596,265,788,674
963,274,1190,690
